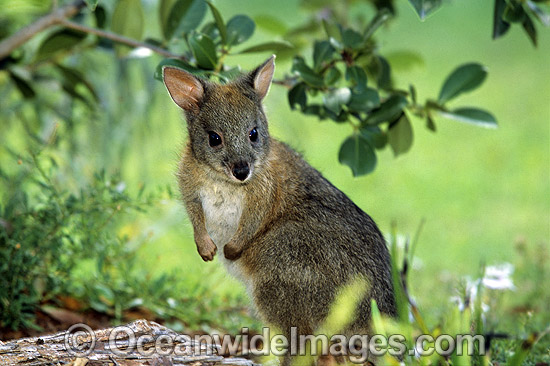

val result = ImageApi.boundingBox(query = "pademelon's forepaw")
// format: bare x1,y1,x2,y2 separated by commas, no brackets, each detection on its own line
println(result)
223,243,242,260
196,234,217,262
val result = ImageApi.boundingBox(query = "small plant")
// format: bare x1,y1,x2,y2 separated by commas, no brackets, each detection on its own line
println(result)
366,224,550,366
0,141,151,329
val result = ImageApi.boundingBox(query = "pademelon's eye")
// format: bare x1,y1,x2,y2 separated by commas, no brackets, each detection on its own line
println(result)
208,131,222,147
249,127,258,142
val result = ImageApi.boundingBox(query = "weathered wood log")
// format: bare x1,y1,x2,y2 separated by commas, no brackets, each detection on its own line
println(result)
0,319,256,366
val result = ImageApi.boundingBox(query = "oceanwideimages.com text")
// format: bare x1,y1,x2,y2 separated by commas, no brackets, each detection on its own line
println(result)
65,323,486,362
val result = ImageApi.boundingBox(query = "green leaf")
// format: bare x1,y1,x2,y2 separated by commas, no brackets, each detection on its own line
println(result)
438,63,488,104
376,56,391,89
288,82,307,110
360,126,387,149
159,0,177,39
323,88,351,114
61,82,92,109
201,22,220,42
387,113,413,156
347,88,380,113
341,28,363,49
503,2,526,23
155,58,203,81
409,84,417,104
363,9,392,41
188,32,218,69
366,94,408,125
56,64,99,103
254,15,288,35
322,19,342,42
338,134,377,176
324,67,341,86
328,37,344,51
218,66,241,82
319,277,370,334
85,0,99,11
345,66,367,90
522,15,537,47
408,0,442,20
9,71,35,99
493,0,511,39
426,114,436,132
438,107,498,128
292,56,324,88
112,0,144,57
206,1,226,44
226,14,255,46
326,109,349,123
35,28,86,61
303,104,322,117
238,40,293,54
94,5,107,29
164,0,207,40
526,1,550,26
312,40,335,72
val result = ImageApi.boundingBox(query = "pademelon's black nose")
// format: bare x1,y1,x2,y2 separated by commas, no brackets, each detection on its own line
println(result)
232,162,250,181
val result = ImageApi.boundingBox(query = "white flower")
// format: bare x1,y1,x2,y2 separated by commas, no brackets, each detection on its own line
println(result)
482,263,515,290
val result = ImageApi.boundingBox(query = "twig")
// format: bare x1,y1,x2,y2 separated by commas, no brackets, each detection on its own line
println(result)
60,19,182,59
0,0,86,60
0,0,184,61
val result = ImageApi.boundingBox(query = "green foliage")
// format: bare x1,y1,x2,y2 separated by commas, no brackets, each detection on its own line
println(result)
437,63,487,104
163,0,207,40
0,144,152,329
4,0,547,176
338,134,377,176
408,0,443,20
35,28,87,61
368,226,549,366
493,0,549,46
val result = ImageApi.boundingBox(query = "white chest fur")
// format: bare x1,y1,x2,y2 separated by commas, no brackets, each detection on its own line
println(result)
199,182,244,248
199,182,251,292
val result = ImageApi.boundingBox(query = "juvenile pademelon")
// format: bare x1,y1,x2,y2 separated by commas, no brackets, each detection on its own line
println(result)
162,56,396,364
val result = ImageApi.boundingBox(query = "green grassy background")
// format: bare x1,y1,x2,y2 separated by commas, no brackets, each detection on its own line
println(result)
130,0,549,317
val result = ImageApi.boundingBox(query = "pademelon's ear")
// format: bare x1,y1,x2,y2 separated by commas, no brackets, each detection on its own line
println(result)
162,66,204,113
251,55,275,100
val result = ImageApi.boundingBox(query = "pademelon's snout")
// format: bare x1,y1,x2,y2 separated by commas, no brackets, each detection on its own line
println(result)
231,161,250,182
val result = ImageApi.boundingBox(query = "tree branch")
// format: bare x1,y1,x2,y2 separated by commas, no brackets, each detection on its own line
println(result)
0,0,86,60
272,77,297,89
60,20,182,59
0,0,184,61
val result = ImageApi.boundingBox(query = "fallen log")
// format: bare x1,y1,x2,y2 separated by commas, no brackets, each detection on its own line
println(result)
0,319,256,366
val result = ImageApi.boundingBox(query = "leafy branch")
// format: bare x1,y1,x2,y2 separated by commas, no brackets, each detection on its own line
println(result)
0,0,182,61
0,0,547,177
0,1,86,60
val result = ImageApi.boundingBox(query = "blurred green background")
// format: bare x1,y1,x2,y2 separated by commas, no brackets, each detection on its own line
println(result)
1,0,548,340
